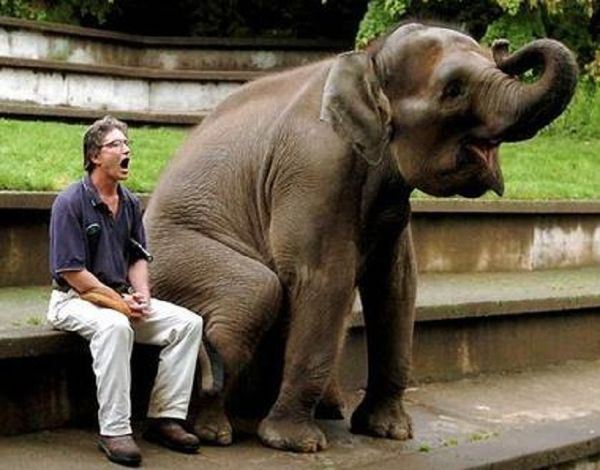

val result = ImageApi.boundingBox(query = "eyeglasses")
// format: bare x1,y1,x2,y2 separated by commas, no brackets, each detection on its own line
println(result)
101,139,131,150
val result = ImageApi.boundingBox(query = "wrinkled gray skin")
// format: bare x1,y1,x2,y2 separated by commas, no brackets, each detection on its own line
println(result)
144,23,577,453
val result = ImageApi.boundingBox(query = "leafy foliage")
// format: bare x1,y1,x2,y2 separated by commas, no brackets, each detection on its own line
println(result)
356,0,597,81
0,0,47,20
0,0,368,40
0,0,119,24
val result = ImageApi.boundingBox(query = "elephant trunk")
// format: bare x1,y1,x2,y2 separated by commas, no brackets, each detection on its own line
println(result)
482,39,578,142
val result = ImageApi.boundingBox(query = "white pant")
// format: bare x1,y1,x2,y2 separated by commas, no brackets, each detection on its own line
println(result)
47,289,203,436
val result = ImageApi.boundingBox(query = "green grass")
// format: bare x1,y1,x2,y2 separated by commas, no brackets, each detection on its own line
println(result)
412,134,600,200
0,112,599,199
499,135,600,200
0,119,187,193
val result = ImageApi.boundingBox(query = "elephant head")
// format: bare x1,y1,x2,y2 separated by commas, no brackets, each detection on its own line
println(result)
321,23,578,198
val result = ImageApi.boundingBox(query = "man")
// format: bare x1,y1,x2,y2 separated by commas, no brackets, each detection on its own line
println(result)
47,115,203,467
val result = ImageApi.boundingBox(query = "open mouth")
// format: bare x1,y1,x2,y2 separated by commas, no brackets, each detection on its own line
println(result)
120,157,130,170
456,137,504,197
462,138,500,168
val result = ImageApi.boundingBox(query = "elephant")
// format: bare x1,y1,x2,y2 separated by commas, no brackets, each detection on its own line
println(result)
143,22,577,453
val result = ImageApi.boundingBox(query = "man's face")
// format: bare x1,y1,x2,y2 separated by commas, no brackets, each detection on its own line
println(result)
91,128,131,182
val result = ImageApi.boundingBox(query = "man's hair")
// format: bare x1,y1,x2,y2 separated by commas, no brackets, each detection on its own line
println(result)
83,115,128,173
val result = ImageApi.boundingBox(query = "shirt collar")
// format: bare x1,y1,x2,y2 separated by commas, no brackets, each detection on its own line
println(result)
82,175,123,210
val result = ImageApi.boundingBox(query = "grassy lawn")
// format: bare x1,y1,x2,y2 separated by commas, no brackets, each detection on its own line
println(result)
0,119,187,193
0,117,599,199
499,136,600,200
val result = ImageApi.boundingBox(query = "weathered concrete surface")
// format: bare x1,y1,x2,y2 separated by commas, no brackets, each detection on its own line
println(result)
2,268,600,435
1,360,600,469
0,67,241,113
0,16,341,122
412,212,600,273
0,16,342,72
5,192,600,213
415,267,600,320
3,195,600,286
0,209,50,286
4,267,600,331
0,99,206,125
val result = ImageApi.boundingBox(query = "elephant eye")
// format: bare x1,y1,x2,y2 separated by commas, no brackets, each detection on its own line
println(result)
442,80,465,100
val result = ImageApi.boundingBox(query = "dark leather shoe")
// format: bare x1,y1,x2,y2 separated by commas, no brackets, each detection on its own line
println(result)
97,434,142,467
144,418,200,454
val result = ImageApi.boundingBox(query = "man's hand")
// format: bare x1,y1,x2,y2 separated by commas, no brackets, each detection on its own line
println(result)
123,292,151,318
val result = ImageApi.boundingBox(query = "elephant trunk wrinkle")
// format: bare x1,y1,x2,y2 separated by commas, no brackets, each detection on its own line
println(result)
494,39,578,141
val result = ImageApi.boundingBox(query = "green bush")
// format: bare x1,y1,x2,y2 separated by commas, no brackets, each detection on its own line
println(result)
356,0,597,76
0,0,47,21
0,0,118,24
0,0,368,39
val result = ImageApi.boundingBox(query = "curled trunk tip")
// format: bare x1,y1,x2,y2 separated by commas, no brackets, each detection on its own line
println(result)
496,39,578,142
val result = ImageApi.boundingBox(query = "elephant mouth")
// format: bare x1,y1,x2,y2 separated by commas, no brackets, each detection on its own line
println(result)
461,138,500,168
457,138,504,197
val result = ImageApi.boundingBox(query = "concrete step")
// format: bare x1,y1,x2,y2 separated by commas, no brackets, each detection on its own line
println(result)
0,99,206,125
4,267,600,353
1,359,600,469
0,56,267,81
3,193,600,286
0,267,600,366
17,273,593,391
0,16,343,123
0,57,246,116
0,16,343,72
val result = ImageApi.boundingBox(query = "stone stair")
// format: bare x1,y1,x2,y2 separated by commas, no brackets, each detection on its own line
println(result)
2,213,600,468
0,16,344,124
3,325,600,469
1,17,600,468
2,266,600,436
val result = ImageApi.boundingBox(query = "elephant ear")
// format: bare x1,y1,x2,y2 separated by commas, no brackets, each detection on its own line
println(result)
320,51,392,166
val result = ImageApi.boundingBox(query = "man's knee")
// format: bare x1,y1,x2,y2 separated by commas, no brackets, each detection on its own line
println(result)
162,301,203,332
100,313,133,337
187,313,203,335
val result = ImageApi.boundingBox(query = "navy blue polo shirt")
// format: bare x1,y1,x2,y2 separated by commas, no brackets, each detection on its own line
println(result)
49,175,147,289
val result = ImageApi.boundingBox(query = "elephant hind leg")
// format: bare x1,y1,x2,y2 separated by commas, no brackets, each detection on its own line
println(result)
315,376,345,420
149,229,283,445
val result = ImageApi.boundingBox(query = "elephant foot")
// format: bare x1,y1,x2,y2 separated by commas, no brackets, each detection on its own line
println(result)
258,416,328,453
193,396,233,445
350,397,413,440
314,401,345,420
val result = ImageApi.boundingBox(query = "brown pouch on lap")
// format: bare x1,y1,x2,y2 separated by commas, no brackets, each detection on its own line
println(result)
80,286,132,317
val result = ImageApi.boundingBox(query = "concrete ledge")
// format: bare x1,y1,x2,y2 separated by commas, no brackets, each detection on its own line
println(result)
412,267,600,322
0,66,241,113
0,16,347,50
383,413,600,469
2,281,600,436
3,266,600,358
0,56,265,81
0,101,205,125
3,191,600,213
412,198,600,214
0,326,85,359
0,16,341,76
2,359,600,467
0,191,57,209
2,194,600,285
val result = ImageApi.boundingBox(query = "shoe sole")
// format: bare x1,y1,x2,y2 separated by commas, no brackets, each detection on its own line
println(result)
143,430,200,454
97,441,142,467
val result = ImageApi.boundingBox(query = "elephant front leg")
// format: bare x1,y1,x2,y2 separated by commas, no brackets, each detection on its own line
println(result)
351,225,416,440
258,269,355,453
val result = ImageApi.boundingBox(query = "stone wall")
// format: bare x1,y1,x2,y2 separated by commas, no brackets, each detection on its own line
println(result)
3,194,600,286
